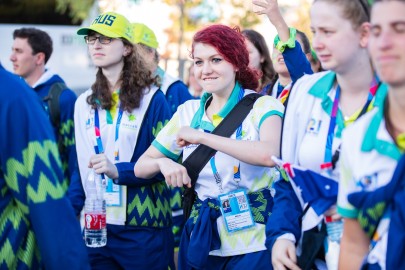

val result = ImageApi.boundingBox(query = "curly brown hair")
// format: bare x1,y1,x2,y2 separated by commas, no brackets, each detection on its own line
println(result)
87,39,159,112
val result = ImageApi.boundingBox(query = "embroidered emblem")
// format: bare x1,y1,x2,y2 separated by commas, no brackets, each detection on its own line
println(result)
86,117,94,129
306,118,322,134
356,173,378,190
128,114,136,122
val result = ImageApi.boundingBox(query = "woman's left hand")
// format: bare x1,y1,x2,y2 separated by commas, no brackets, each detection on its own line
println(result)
89,153,119,180
176,126,204,147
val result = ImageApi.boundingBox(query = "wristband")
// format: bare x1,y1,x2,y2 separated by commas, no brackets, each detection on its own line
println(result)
274,27,297,53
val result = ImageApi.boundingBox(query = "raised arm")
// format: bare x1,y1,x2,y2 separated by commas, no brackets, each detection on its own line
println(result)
253,0,290,42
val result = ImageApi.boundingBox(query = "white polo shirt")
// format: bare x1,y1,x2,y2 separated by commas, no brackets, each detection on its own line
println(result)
338,97,402,269
282,71,386,229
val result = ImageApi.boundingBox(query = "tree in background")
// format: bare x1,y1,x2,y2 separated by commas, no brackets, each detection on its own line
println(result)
56,0,94,23
160,0,263,78
281,0,312,43
52,0,311,77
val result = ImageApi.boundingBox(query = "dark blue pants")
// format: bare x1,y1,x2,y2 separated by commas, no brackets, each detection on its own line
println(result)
87,224,174,270
179,249,272,270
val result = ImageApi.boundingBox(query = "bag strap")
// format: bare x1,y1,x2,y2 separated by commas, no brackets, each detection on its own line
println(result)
182,93,261,188
43,82,67,154
43,82,67,128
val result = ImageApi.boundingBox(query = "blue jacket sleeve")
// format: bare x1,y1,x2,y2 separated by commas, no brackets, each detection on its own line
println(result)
166,80,194,116
283,41,313,84
0,69,90,269
114,90,171,187
67,161,86,216
266,179,302,251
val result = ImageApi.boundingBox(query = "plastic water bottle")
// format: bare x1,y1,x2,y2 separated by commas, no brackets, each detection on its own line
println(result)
84,170,107,248
326,219,343,243
324,218,343,270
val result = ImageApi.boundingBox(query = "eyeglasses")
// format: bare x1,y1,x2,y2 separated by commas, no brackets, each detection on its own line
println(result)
84,36,114,45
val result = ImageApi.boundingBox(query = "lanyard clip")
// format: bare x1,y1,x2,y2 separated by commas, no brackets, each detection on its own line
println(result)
320,162,333,172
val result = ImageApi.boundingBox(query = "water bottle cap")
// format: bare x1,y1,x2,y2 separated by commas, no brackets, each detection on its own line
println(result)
325,216,333,223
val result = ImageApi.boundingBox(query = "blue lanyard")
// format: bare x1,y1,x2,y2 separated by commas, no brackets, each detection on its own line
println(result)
321,77,378,171
209,88,244,193
94,106,124,161
322,86,341,169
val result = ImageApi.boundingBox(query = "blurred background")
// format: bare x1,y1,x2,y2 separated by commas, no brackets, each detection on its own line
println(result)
0,0,312,95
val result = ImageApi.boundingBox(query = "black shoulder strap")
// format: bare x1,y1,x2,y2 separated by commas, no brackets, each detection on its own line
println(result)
182,93,261,187
45,82,66,127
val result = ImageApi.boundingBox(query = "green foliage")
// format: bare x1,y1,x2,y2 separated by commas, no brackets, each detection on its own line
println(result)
230,0,261,28
55,0,95,23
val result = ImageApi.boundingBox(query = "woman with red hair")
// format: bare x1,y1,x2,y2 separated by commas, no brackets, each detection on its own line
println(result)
135,24,289,269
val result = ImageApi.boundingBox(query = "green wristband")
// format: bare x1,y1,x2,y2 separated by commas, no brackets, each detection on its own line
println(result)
273,27,297,53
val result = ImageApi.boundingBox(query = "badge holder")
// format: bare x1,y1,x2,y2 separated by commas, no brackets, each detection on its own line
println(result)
104,178,122,206
218,189,255,233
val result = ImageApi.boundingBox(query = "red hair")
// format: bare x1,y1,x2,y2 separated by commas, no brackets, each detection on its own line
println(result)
191,24,260,91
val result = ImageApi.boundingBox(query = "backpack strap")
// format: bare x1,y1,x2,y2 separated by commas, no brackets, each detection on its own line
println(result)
43,82,67,155
182,93,261,185
45,82,67,128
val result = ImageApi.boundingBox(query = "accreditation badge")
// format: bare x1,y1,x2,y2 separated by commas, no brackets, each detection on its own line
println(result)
218,189,255,233
104,178,122,206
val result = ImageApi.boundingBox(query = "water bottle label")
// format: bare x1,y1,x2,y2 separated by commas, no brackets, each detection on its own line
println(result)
85,213,106,230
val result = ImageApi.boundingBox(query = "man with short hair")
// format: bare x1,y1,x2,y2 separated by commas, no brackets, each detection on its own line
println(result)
10,27,78,186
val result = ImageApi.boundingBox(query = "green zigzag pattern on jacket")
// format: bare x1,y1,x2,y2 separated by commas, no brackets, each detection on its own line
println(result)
170,187,183,209
0,203,28,235
218,223,266,249
0,204,37,268
59,119,74,136
152,120,169,138
62,137,75,148
250,191,269,223
1,185,7,197
250,170,277,191
16,230,37,268
60,120,75,147
4,140,66,202
189,201,266,249
127,183,171,227
189,201,219,224
278,167,290,182
0,235,37,269
357,201,386,238
189,190,270,248
27,173,67,203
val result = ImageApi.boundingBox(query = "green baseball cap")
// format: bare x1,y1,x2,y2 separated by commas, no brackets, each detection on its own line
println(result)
132,23,159,49
77,12,133,42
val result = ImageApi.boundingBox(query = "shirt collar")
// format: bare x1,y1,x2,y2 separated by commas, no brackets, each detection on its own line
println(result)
190,82,242,131
308,72,387,138
156,66,165,79
361,92,402,160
